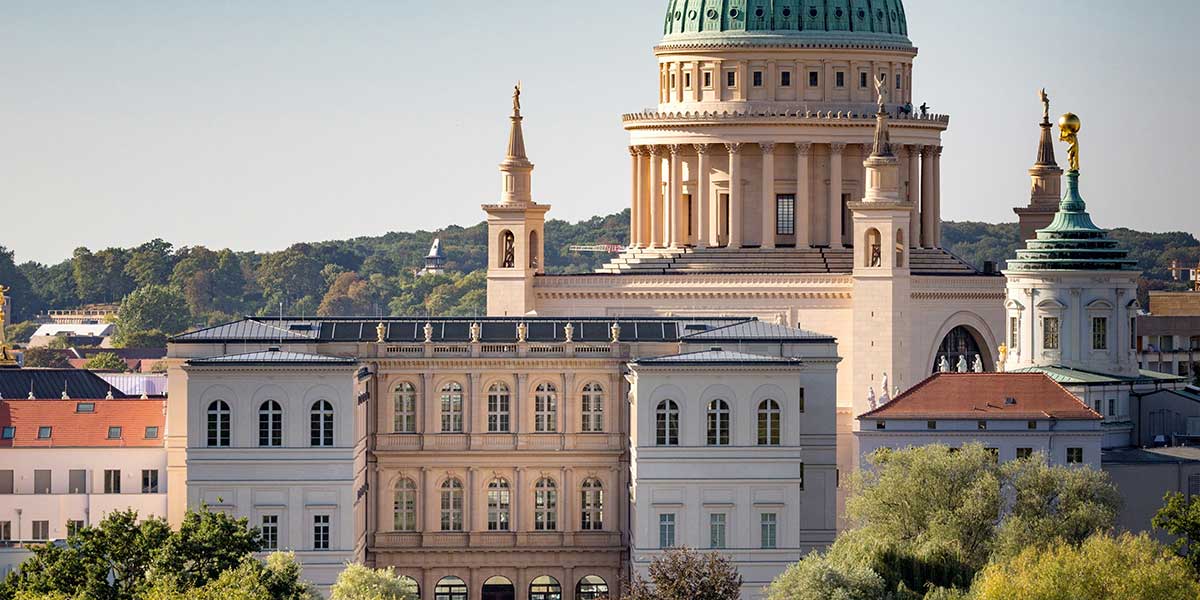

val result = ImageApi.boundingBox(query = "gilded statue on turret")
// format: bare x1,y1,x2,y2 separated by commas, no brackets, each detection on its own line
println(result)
1059,112,1081,171
513,82,522,113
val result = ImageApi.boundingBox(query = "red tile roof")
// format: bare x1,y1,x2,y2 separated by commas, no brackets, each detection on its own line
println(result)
0,399,165,448
858,373,1103,421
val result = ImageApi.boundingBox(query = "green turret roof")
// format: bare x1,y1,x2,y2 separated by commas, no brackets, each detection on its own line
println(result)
1007,171,1138,272
662,0,911,48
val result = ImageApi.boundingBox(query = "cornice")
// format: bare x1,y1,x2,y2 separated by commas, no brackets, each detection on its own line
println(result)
623,110,949,130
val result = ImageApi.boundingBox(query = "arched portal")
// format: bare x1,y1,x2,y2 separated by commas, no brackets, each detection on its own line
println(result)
933,325,988,374
436,576,468,600
482,575,514,600
529,575,562,600
576,575,610,600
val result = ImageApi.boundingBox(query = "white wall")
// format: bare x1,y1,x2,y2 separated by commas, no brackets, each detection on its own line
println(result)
856,418,1102,468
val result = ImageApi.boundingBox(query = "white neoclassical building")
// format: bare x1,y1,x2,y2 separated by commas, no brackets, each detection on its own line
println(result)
627,339,839,600
172,350,360,592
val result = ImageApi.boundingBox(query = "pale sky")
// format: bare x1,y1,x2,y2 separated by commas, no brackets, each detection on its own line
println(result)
2,0,1198,265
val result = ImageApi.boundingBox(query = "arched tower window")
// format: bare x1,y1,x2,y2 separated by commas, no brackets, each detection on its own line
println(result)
529,230,540,269
934,326,987,374
500,230,516,268
656,400,679,446
865,228,882,267
896,229,905,267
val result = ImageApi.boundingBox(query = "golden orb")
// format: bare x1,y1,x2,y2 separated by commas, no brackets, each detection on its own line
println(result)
1059,112,1081,134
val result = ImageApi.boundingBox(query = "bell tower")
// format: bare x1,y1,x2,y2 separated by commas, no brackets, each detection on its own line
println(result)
849,99,913,417
1014,89,1065,241
485,85,549,317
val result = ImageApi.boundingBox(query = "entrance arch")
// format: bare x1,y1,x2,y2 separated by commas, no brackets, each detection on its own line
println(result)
436,576,468,600
529,575,562,600
482,575,514,600
576,575,610,600
932,325,988,374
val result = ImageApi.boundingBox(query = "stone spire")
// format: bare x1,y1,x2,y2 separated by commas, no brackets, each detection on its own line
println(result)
1015,89,1065,240
499,83,535,205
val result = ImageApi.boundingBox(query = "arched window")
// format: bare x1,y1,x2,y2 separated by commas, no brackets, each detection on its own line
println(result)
393,479,417,532
656,400,679,446
500,230,516,268
576,575,609,600
206,400,230,448
393,382,417,433
896,229,906,267
529,575,561,600
483,576,514,598
398,577,420,598
581,382,605,433
758,399,781,446
865,228,882,267
934,326,986,374
580,478,604,531
535,383,558,433
258,400,282,447
534,478,558,531
310,400,334,447
440,479,464,532
487,383,511,433
435,576,467,600
706,399,730,446
487,479,511,531
529,230,540,270
440,382,464,433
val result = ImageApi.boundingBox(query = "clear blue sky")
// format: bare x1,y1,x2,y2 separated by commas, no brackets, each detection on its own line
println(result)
2,0,1197,265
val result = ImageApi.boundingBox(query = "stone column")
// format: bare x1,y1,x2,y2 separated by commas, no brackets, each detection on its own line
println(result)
648,147,663,248
714,60,725,101
669,145,683,248
421,372,433,434
906,145,921,249
760,143,777,249
562,467,573,533
639,149,652,248
515,373,528,434
795,143,812,247
920,146,935,248
514,467,525,533
467,372,479,435
726,143,743,248
629,147,642,249
932,146,943,247
829,143,846,249
420,467,431,532
467,467,478,532
767,60,777,102
695,144,711,249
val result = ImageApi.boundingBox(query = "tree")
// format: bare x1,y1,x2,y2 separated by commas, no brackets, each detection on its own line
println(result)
113,285,190,346
972,533,1200,600
20,348,71,369
255,244,324,311
124,240,175,289
330,563,418,600
625,548,742,600
147,507,263,590
4,321,39,344
114,329,168,349
0,246,37,321
1153,491,1200,574
765,551,885,600
83,353,127,372
140,553,314,600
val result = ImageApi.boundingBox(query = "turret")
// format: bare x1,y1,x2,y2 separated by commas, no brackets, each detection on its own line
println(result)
1014,89,1065,241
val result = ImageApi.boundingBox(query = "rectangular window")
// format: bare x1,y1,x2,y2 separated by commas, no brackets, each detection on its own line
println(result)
1009,317,1020,349
876,420,886,430
313,515,330,550
104,469,121,494
780,71,791,87
144,426,159,439
800,462,806,490
752,71,763,87
809,71,820,87
727,71,736,88
69,469,86,494
1028,420,1038,430
703,71,712,88
670,73,676,89
1092,317,1108,350
684,72,692,89
38,426,52,439
1067,447,1084,464
896,73,903,90
776,194,796,235
709,513,727,549
67,520,84,537
659,514,676,548
1,427,13,440
107,426,122,440
141,470,159,494
1108,399,1116,417
0,470,12,494
798,388,805,413
978,420,988,431
761,513,778,549
860,71,868,88
927,421,937,430
32,520,49,541
1043,317,1061,350
76,402,95,413
261,515,279,551
836,71,845,88
1131,318,1137,349
0,521,10,541
34,469,51,494
1017,448,1034,459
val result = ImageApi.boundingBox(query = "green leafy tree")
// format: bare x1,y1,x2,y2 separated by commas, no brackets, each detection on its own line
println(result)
45,335,72,350
765,550,885,600
4,321,39,344
330,563,417,600
625,547,742,600
83,352,127,372
20,348,71,369
147,508,263,590
19,261,78,316
255,244,324,312
140,553,314,600
1153,491,1200,574
124,240,175,289
113,285,190,346
114,330,168,349
0,246,38,321
972,533,1200,600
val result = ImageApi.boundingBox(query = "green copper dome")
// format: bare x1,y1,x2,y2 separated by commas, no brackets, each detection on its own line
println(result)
662,0,911,47
1007,171,1138,272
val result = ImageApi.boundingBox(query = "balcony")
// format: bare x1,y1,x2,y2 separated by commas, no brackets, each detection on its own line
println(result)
372,530,621,551
374,433,624,453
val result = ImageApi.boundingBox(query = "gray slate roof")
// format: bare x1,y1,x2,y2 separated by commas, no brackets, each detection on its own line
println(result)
188,351,357,366
0,369,129,400
633,349,804,366
174,320,317,343
682,321,832,343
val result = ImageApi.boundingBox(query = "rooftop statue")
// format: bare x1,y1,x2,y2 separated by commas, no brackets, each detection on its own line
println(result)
1059,112,1081,171
513,82,522,114
1039,88,1050,121
874,73,889,112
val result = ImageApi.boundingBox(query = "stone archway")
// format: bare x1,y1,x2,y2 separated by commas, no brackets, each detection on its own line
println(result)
481,575,514,600
926,312,999,374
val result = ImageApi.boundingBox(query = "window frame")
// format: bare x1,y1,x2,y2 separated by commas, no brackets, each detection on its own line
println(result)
1042,316,1061,351
534,382,559,433
393,382,418,434
752,70,764,87
310,400,335,447
534,477,559,531
706,399,731,446
656,400,680,446
1067,447,1084,464
780,70,791,87
312,514,331,551
394,479,418,532
206,400,231,448
758,399,782,446
487,478,511,531
659,513,676,549
760,512,778,549
259,400,283,447
440,478,464,532
260,514,280,551
580,478,604,531
709,512,727,549
141,469,159,494
487,382,512,433
776,194,796,236
440,382,465,433
104,469,121,494
1092,316,1109,351
581,382,605,433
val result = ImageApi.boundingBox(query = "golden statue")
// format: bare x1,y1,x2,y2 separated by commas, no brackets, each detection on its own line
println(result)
998,344,1008,371
513,82,522,113
1059,112,1081,171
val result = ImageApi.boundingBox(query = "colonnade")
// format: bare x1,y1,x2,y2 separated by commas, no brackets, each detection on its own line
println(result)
628,142,943,250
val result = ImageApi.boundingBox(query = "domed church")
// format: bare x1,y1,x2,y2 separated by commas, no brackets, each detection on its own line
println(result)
486,0,1005,424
